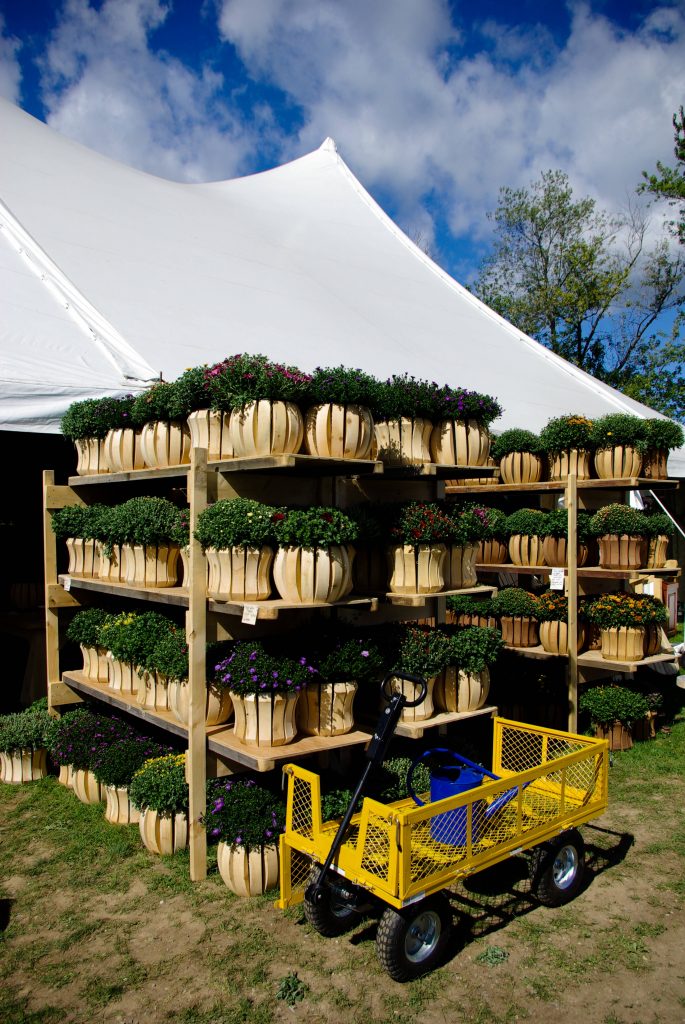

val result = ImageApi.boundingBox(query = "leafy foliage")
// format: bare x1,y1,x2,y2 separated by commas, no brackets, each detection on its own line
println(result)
448,503,490,543
130,382,176,426
478,506,508,540
106,496,184,547
579,685,650,726
447,626,503,673
65,608,111,649
393,625,451,677
388,501,453,545
490,428,542,459
644,512,676,538
539,414,594,453
505,507,548,537
588,503,649,537
272,506,358,548
204,777,285,850
305,365,381,406
203,353,312,410
589,413,648,452
446,594,494,616
194,498,279,550
541,508,592,542
376,756,431,801
50,503,110,541
490,587,540,618
367,374,501,424
152,627,189,681
99,611,177,671
0,705,53,753
60,395,136,440
639,106,685,246
129,753,188,813
321,787,356,820
642,418,684,451
92,736,172,788
315,636,384,683
213,640,314,696
167,366,211,418
535,591,571,623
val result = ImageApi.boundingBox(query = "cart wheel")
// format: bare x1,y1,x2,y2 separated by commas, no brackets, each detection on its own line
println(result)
376,895,451,982
530,829,585,907
303,867,359,937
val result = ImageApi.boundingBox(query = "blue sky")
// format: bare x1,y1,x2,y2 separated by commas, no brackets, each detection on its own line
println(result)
0,0,683,282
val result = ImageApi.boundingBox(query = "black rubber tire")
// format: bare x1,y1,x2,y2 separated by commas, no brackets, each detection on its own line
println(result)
303,867,359,937
375,894,452,982
530,828,585,907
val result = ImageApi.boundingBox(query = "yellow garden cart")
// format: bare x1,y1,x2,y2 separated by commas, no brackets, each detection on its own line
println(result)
277,676,609,981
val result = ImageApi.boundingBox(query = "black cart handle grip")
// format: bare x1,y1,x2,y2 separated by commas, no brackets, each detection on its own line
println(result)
381,672,428,708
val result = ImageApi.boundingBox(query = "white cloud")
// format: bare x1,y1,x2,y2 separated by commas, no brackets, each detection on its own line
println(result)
0,14,22,103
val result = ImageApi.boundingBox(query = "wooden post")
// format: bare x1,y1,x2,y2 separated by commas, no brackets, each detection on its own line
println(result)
43,471,60,712
565,472,579,731
187,447,208,881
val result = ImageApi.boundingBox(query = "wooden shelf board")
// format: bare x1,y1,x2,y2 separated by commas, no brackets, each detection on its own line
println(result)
58,575,189,607
69,465,190,486
475,563,681,581
383,463,497,480
392,704,498,739
213,453,383,475
577,651,677,674
446,477,680,495
208,595,380,620
385,585,496,607
502,644,563,660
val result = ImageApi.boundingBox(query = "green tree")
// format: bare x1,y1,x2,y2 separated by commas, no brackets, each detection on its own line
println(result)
474,170,685,420
639,107,685,245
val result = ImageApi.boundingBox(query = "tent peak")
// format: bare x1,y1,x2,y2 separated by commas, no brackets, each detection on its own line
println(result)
319,137,338,153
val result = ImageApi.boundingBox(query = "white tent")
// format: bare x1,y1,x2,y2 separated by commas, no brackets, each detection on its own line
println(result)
1,98,683,473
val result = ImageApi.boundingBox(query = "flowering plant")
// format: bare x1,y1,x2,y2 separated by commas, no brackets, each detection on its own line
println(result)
427,385,502,426
535,591,571,623
214,640,314,696
167,366,210,418
99,611,177,671
47,708,134,770
130,382,177,426
0,702,53,754
66,608,112,649
194,498,279,550
367,374,439,421
589,413,648,452
588,504,649,538
204,777,285,850
447,626,503,673
505,508,549,537
272,506,358,548
643,418,684,451
540,508,592,542
490,428,542,460
204,353,312,411
92,736,173,788
129,753,188,814
477,506,508,541
389,502,453,545
315,636,384,683
305,365,380,407
539,414,594,453
583,593,667,629
170,507,191,547
60,395,136,440
448,504,490,544
579,685,649,726
490,588,540,618
393,625,451,677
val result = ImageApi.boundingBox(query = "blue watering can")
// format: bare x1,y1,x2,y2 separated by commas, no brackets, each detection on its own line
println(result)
407,748,522,846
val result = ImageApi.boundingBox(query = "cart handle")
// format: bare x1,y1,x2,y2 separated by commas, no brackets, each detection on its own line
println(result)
381,672,428,708
407,747,500,807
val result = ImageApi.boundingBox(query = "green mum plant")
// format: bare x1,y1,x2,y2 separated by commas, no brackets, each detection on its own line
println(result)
315,636,384,683
92,736,173,789
366,373,440,421
589,413,648,453
583,593,668,629
107,496,185,549
644,512,676,538
129,753,188,814
588,504,649,538
47,708,134,771
490,428,542,460
213,640,315,696
447,504,491,544
446,594,495,617
194,498,280,550
99,611,177,672
425,385,502,425
151,627,189,682
203,353,313,411
447,626,503,673
393,625,451,677
478,507,508,541
130,382,176,427
540,508,592,543
305,365,381,407
204,777,285,850
272,506,358,549
389,502,453,546
50,503,110,541
539,414,594,453
642,418,684,451
579,685,649,727
65,608,112,649
376,757,431,802
166,366,211,419
490,588,540,618
60,395,136,440
346,504,385,545
505,508,549,537
0,702,54,754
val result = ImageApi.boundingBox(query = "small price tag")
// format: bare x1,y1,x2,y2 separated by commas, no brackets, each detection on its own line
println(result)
550,568,565,591
241,604,258,625
641,581,655,596
63,577,71,592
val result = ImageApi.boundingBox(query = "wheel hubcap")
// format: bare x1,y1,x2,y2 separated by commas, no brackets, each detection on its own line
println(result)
405,910,441,963
553,844,579,889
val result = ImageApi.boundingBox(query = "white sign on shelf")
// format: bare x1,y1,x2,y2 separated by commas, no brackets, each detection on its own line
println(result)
241,604,258,625
549,567,565,591
63,577,71,592
641,581,655,596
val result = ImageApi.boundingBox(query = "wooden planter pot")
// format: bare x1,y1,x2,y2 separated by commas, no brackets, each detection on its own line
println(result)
231,692,299,747
430,418,490,466
433,667,490,714
72,768,103,804
477,538,508,565
139,809,189,855
450,612,498,630
304,403,374,460
216,842,279,896
500,616,539,647
541,537,589,567
594,722,633,751
297,680,357,737
508,534,545,567
351,545,387,594
136,671,170,710
98,544,125,583
600,626,645,662
446,457,498,488
187,409,234,461
75,438,109,476
547,449,592,481
0,748,48,783
539,621,586,655
597,535,646,570
206,546,274,602
104,428,144,473
105,785,140,825
168,679,233,727
273,545,353,603
140,420,191,468
58,764,75,788
643,624,663,657
373,417,433,466
229,401,304,458
632,711,658,742
81,645,109,682
387,544,447,594
122,543,181,588
499,452,543,485
646,535,669,569
66,537,100,577
107,657,143,695
444,543,478,589
387,675,436,722
641,448,668,480
594,446,642,480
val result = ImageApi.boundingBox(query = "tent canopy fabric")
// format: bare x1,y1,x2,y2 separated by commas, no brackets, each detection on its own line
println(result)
1,98,683,474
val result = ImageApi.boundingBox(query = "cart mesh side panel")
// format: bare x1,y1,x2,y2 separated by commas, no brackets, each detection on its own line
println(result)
359,810,392,883
291,775,315,837
290,849,313,902
497,724,586,775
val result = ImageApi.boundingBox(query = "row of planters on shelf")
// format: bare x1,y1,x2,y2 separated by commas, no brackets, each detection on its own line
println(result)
448,589,670,662
60,355,503,474
487,414,683,484
66,606,503,744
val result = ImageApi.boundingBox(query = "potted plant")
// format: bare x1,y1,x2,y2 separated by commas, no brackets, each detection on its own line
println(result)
303,365,378,460
48,707,133,804
214,641,311,747
299,636,383,736
131,381,191,468
51,503,109,577
93,736,171,825
641,419,684,479
61,395,135,475
490,428,543,484
195,498,279,602
434,626,502,713
428,385,502,468
386,502,452,594
505,508,548,566
0,700,53,783
443,504,489,589
490,588,540,647
205,777,286,895
66,608,112,681
129,752,189,855
368,374,437,465
539,414,594,481
99,611,145,695
107,496,184,587
644,512,676,569
535,590,586,655
579,685,649,750
588,504,649,569
445,594,497,629
173,365,235,462
476,507,508,565
583,593,656,661
272,506,358,602
389,625,451,721
540,508,592,567
203,353,312,458
589,413,647,479
159,629,233,727
129,612,180,710
100,395,145,473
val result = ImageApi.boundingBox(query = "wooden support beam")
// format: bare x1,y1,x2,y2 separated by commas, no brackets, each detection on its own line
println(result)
47,583,81,608
566,473,579,732
187,447,208,881
45,484,86,509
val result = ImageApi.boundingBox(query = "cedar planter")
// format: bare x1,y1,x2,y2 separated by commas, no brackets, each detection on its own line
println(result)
446,458,498,488
351,545,387,594
477,538,508,565
646,535,669,569
104,428,144,473
500,616,539,647
231,692,300,747
373,417,433,466
541,537,589,567
122,543,181,588
0,748,48,784
499,452,543,485
443,543,478,589
230,400,304,458
168,679,233,727
107,657,143,695
75,438,109,476
430,418,490,466
594,446,642,480
597,534,646,569
387,544,447,594
187,409,234,461
641,448,668,480
105,785,140,825
206,546,274,602
594,722,632,751
81,644,109,682
433,667,490,714
297,680,357,737
548,449,592,481
58,764,75,788
600,626,645,661
136,671,170,710
140,420,191,468
450,612,498,630
72,768,103,804
643,624,662,657
304,403,374,460
387,675,436,722
508,534,545,567
539,621,586,655
632,711,658,742
66,537,100,577
273,545,353,603
216,842,279,896
98,544,125,583
139,809,189,855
